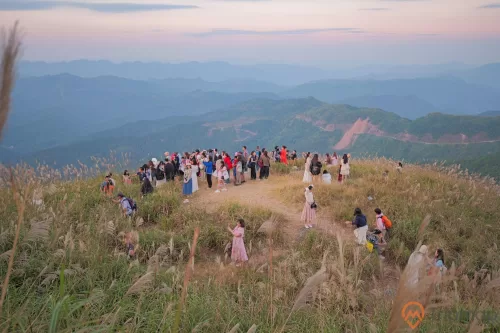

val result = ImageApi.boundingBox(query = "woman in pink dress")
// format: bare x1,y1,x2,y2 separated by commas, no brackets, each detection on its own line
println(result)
227,219,248,266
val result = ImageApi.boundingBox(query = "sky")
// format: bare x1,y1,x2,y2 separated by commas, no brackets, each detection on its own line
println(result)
0,0,499,67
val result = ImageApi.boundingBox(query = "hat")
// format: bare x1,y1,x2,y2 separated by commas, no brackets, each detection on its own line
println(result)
418,245,428,254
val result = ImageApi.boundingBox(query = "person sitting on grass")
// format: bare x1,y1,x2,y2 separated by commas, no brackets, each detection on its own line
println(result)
120,231,139,259
366,229,385,260
140,176,154,198
322,169,332,184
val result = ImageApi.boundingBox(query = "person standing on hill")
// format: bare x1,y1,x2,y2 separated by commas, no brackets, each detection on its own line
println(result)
223,152,232,183
352,208,368,245
182,163,193,203
123,170,132,185
280,145,288,165
249,151,258,180
340,154,350,183
291,150,298,161
325,153,332,166
255,146,262,174
141,176,154,198
303,152,313,183
301,185,316,229
164,158,175,181
374,208,387,244
155,161,167,187
332,152,339,166
227,218,249,267
310,154,322,183
191,157,199,193
259,150,271,179
203,155,214,189
235,155,243,186
374,208,393,241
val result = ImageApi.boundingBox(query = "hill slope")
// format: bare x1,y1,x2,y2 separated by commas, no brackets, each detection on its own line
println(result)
1,160,499,332
22,98,500,180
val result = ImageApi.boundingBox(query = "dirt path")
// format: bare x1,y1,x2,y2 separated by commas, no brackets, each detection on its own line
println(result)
188,172,349,242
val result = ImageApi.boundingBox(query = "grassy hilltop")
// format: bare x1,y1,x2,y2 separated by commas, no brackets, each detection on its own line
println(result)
0,159,499,332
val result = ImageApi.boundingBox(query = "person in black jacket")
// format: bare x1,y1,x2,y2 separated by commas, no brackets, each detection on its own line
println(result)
141,177,154,197
352,207,368,245
164,158,175,181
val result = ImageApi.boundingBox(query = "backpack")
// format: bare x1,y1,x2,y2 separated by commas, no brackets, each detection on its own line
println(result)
381,215,392,229
126,198,137,211
311,162,322,175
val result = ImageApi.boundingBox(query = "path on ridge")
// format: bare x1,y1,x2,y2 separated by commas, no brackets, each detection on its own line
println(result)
189,173,349,242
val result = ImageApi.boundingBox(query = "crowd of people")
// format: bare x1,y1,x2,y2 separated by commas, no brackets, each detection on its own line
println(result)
101,144,441,273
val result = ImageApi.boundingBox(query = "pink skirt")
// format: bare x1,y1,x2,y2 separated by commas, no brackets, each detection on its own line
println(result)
301,202,316,223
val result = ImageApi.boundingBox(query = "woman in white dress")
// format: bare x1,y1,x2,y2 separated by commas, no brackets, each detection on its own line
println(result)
332,152,339,166
191,157,199,193
340,154,350,183
302,152,313,183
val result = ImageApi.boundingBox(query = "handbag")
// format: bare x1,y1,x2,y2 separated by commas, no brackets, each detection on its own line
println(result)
310,202,317,209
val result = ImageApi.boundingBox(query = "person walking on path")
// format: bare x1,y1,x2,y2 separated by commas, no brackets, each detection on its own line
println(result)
227,219,249,267
352,208,368,245
301,185,316,229
303,152,313,183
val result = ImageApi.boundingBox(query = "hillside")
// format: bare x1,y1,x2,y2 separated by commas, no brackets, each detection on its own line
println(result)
1,159,499,332
20,98,500,180
3,74,279,153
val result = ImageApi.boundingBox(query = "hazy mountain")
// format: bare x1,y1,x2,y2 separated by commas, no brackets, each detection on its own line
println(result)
24,98,500,180
338,95,437,119
3,74,279,153
479,110,500,117
19,60,331,86
283,77,500,116
19,60,484,86
455,63,500,90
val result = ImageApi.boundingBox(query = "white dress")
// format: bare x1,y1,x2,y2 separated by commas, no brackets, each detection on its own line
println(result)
332,157,338,166
341,162,350,176
322,173,332,184
191,165,199,193
302,157,313,183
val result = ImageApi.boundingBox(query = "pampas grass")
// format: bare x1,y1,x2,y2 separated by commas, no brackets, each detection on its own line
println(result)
0,21,21,139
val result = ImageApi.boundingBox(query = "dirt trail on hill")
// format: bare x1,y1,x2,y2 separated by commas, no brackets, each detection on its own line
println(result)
189,173,349,242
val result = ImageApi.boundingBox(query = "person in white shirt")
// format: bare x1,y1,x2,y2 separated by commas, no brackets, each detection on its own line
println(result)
322,170,332,184
301,185,316,229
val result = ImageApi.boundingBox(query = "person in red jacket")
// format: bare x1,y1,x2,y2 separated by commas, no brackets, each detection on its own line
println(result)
223,152,233,182
280,145,288,165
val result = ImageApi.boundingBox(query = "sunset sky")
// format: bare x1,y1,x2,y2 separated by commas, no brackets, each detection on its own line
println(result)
0,0,499,67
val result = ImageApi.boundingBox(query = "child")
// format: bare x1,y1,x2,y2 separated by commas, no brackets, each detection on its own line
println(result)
375,208,392,241
337,165,343,183
367,229,385,259
322,169,332,184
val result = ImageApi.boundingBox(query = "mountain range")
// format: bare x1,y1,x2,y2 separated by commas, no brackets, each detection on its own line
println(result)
2,61,500,180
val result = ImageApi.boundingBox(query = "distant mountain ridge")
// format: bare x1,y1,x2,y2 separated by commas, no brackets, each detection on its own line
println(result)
21,98,500,180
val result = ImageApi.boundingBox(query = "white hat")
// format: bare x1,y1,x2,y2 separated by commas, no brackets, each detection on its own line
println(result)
418,245,428,254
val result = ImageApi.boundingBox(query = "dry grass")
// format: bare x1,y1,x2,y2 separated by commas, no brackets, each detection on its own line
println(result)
0,157,499,331
0,21,21,139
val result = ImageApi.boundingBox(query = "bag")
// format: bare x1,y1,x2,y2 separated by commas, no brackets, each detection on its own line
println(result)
258,159,264,168
381,216,393,229
126,198,137,211
310,202,317,209
311,162,322,175
366,242,374,253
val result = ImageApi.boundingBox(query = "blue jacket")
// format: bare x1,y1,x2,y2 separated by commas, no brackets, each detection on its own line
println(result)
203,161,213,174
353,214,367,228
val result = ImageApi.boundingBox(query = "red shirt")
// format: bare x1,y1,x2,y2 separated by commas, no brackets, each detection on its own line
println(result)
224,156,233,170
